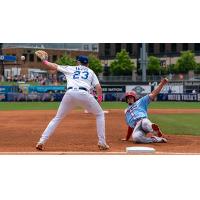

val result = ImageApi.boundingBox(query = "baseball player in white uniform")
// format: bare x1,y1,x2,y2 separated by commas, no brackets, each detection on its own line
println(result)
35,50,109,151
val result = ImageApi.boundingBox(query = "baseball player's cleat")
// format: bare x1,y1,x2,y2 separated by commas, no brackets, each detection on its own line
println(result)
152,124,163,137
161,137,167,143
151,136,167,143
98,143,110,150
36,143,44,151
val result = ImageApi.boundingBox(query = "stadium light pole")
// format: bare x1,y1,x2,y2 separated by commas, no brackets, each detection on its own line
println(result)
140,43,148,82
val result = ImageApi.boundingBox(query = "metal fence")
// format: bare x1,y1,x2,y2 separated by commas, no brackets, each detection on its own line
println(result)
99,76,133,82
99,74,200,82
99,75,181,82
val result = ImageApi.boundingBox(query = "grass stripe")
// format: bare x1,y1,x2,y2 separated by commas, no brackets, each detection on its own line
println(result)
0,101,200,110
149,113,200,135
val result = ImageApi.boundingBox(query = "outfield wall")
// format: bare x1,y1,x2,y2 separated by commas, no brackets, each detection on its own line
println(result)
0,85,199,102
158,93,200,101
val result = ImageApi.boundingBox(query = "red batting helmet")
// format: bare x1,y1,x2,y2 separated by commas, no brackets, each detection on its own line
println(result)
125,91,137,103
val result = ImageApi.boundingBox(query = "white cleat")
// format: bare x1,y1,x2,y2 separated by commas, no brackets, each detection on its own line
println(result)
98,143,110,150
151,136,167,143
161,137,167,143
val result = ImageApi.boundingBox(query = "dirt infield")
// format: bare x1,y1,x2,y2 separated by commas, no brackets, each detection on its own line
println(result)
0,109,200,154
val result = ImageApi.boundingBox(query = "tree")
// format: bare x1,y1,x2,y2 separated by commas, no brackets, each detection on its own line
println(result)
110,49,135,75
56,54,102,75
88,54,103,75
56,54,76,66
195,63,200,74
175,51,197,73
160,66,168,75
147,56,161,75
168,64,179,74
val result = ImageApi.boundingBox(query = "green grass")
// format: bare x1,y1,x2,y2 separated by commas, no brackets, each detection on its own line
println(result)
0,101,200,110
149,114,200,136
149,101,200,109
0,81,65,86
0,81,19,86
0,102,60,110
0,81,40,86
102,101,200,109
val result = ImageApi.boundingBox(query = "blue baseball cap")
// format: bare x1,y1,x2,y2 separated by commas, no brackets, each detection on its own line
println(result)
77,55,88,64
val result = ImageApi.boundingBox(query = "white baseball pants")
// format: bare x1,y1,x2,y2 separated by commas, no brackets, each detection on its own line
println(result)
38,89,106,145
132,118,164,143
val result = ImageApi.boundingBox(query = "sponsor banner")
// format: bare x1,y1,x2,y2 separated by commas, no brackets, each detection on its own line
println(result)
161,85,183,94
158,93,200,101
101,86,125,101
0,93,6,101
126,84,183,95
102,86,125,93
28,85,66,93
18,83,30,94
5,92,65,102
0,86,18,93
126,85,151,94
0,55,16,61
6,93,19,101
104,93,124,101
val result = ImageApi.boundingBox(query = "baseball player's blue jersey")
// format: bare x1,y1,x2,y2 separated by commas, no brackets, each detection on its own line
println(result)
125,95,151,128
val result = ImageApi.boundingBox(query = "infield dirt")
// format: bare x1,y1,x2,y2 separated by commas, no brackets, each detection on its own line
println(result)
0,109,200,154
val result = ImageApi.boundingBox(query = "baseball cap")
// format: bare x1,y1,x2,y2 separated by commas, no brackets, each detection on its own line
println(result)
77,55,89,64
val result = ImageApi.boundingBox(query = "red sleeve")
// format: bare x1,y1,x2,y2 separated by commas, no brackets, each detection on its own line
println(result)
126,126,133,141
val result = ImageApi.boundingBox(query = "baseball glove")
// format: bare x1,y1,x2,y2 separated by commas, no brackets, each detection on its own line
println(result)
35,50,48,61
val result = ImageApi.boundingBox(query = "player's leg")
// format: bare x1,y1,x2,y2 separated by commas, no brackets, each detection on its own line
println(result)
36,92,75,149
79,92,109,150
132,120,154,143
141,118,163,137
132,120,167,143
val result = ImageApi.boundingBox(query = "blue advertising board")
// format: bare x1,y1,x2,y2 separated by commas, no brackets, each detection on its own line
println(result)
157,93,200,101
0,93,6,101
28,85,66,93
0,55,16,62
0,86,18,93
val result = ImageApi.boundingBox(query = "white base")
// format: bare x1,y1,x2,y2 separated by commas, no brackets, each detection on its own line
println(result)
84,110,109,114
126,146,156,154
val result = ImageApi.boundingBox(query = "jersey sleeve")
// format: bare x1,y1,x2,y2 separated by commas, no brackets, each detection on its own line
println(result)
91,72,100,87
57,65,69,74
138,95,151,110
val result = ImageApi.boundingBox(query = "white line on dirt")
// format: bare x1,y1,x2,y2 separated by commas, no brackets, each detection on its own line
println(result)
0,151,200,155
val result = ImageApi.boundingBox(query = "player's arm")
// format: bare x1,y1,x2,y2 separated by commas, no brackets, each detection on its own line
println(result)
121,126,133,141
42,61,58,71
149,78,168,100
95,84,103,104
92,72,103,104
35,50,58,71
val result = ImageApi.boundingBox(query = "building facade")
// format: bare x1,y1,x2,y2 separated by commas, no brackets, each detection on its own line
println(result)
3,43,98,51
98,43,200,72
2,46,98,78
99,43,200,59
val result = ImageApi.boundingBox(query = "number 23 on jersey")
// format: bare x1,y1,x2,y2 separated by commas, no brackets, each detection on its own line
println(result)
73,70,89,80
